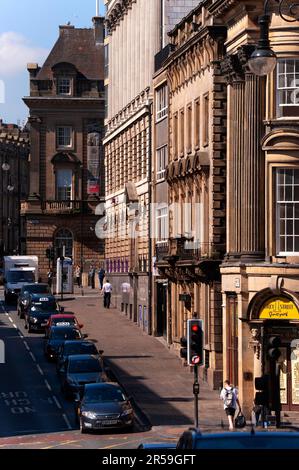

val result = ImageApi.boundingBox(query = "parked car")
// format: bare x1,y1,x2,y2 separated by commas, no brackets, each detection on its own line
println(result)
176,429,299,449
75,382,134,433
56,340,103,375
44,314,83,338
17,283,51,318
24,294,59,332
60,354,107,399
44,326,85,361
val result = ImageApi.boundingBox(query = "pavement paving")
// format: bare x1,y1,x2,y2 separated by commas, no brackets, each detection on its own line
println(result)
58,285,225,434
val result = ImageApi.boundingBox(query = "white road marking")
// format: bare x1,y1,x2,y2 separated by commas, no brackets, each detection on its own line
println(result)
29,352,36,362
23,341,30,351
13,323,18,329
52,395,62,409
8,317,13,323
44,380,52,392
62,414,72,430
36,364,44,376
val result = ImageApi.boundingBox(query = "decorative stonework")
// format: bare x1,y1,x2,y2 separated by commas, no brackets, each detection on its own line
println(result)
105,0,136,34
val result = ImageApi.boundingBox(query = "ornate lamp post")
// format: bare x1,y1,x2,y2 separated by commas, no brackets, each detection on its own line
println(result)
248,0,299,75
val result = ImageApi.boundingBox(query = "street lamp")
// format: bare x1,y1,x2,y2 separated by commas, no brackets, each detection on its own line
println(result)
248,0,299,76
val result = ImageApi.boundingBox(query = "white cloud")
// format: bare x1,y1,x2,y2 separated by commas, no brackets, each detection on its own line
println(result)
0,32,48,77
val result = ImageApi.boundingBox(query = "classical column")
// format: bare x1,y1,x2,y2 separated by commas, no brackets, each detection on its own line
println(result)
241,69,265,260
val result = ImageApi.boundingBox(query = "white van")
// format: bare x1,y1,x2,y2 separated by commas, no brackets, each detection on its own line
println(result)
4,256,38,303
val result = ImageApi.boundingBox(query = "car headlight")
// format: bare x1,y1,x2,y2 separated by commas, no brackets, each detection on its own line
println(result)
31,306,37,311
121,408,133,417
81,411,98,419
31,317,38,323
9,290,15,294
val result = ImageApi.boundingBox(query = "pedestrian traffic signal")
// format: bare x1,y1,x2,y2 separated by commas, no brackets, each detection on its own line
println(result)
187,319,203,366
180,337,187,360
267,336,281,361
255,374,269,407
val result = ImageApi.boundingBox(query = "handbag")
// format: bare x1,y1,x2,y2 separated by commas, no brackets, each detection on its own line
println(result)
235,410,246,428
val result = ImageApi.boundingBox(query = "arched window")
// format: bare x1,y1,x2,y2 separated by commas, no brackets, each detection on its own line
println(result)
54,228,73,258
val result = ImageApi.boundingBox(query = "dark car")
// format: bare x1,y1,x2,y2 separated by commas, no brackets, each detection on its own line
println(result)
17,283,51,319
44,326,85,361
176,429,299,449
24,294,59,332
60,354,106,398
75,383,134,433
56,340,103,375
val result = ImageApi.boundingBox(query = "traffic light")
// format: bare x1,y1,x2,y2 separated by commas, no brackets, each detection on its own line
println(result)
267,336,281,361
46,248,51,259
255,374,269,406
187,319,203,366
180,337,187,360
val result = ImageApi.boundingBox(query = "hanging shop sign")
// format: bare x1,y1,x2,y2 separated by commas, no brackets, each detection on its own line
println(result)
259,297,299,320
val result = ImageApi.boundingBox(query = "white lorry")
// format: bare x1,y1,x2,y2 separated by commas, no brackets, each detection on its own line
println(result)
3,256,38,303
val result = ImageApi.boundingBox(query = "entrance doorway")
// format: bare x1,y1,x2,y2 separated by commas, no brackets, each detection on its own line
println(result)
279,344,299,411
157,282,167,337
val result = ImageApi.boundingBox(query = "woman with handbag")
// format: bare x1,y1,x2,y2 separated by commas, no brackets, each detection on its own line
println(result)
220,380,241,430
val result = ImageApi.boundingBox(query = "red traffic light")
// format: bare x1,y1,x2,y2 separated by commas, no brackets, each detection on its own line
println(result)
191,325,199,332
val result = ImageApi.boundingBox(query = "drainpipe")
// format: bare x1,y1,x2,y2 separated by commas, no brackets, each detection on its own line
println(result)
146,100,153,336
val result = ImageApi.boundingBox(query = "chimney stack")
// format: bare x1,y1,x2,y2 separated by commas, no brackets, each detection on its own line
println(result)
93,16,105,45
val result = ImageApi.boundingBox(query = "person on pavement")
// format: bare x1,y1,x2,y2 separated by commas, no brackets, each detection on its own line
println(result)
220,379,240,430
102,279,112,309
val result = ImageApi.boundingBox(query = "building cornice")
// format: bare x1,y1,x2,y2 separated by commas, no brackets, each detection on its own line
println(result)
206,0,238,17
105,0,136,34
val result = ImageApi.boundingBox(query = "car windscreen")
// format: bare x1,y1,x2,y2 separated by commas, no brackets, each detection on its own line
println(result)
64,343,97,356
84,386,126,404
68,358,101,373
50,328,81,340
53,318,76,327
31,300,57,311
7,271,35,283
194,436,299,449
26,285,50,294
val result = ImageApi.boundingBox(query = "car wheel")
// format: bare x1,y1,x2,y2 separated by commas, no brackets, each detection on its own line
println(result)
80,419,87,434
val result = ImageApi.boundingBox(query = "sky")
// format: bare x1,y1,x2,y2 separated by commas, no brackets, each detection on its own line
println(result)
0,0,105,125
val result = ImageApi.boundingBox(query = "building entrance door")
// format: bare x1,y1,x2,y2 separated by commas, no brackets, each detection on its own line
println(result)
280,344,299,411
157,282,167,338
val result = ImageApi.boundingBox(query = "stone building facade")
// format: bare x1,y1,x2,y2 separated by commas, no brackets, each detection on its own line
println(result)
0,121,30,257
23,19,105,282
207,0,299,417
154,4,227,389
103,0,198,331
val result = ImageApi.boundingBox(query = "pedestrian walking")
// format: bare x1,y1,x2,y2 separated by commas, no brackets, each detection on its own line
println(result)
75,264,81,287
220,380,240,430
102,279,112,308
98,267,105,290
47,268,53,289
89,265,96,289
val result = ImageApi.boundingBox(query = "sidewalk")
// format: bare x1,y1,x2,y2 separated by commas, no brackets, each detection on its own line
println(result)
60,288,225,433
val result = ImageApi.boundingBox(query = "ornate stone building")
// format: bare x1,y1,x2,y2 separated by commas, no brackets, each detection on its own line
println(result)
23,19,105,281
154,3,227,388
0,121,30,257
209,0,299,417
103,0,198,331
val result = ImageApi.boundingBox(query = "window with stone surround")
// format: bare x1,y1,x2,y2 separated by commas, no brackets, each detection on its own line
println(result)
156,145,167,181
277,59,299,117
156,84,168,121
173,112,178,158
276,168,299,255
203,93,209,146
194,98,200,149
56,126,72,149
156,206,168,243
179,108,185,156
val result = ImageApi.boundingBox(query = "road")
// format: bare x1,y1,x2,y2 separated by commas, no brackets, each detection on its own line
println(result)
0,295,179,449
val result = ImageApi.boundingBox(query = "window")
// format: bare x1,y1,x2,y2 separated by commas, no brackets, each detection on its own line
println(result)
104,44,109,80
156,145,167,180
195,98,200,148
56,126,72,148
203,93,209,146
276,168,299,254
156,206,168,242
173,112,178,158
277,59,299,117
156,85,168,121
180,108,185,155
56,169,73,201
57,78,71,95
54,228,73,258
187,103,192,153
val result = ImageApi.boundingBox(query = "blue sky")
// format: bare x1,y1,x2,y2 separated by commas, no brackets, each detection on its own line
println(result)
0,0,105,125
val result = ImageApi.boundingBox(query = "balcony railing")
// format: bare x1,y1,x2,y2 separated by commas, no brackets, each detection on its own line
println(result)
41,200,91,214
156,238,223,262
155,242,169,262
